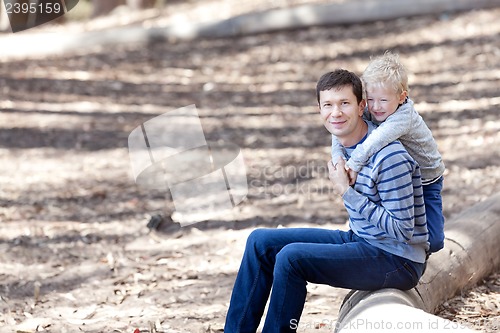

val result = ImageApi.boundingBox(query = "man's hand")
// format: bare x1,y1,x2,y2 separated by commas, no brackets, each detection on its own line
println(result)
328,158,350,196
345,166,358,186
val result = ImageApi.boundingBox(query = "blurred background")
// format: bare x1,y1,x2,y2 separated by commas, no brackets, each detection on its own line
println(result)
0,0,499,332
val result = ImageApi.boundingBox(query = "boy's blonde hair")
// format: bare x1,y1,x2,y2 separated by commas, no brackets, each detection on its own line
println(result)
361,51,409,95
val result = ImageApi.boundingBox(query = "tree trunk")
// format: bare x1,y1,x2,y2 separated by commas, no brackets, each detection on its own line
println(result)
416,193,500,312
335,194,500,332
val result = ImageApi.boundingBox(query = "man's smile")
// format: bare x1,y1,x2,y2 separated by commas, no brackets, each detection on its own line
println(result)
329,120,347,128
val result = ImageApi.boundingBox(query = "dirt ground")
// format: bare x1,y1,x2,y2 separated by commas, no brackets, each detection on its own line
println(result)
0,1,499,332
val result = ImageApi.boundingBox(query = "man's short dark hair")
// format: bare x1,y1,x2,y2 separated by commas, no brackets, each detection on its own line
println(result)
316,69,363,104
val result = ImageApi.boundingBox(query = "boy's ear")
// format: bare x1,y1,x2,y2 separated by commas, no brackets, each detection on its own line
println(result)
399,90,408,104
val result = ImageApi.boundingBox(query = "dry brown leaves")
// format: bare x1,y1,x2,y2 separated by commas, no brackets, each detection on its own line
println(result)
437,273,500,332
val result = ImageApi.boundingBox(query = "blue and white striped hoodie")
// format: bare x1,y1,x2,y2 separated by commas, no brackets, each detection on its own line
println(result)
342,121,429,263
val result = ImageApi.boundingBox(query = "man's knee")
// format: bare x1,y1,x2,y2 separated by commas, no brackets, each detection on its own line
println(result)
246,228,273,253
274,244,302,275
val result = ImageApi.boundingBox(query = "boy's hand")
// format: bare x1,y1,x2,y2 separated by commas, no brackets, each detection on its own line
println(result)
328,158,350,196
345,166,358,186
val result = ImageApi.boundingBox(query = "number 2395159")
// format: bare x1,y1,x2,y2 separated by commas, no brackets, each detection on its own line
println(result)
5,2,62,14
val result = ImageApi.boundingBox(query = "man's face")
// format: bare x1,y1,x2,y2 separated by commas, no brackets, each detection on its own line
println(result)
366,84,407,122
319,85,365,140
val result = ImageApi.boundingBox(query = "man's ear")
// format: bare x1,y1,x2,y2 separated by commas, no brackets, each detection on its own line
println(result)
358,99,366,116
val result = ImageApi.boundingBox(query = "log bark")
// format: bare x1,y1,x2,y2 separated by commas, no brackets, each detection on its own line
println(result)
335,194,500,332
416,193,500,312
335,289,478,332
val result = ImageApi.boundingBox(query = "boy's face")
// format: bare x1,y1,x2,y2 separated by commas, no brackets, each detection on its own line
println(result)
366,84,407,122
318,85,365,140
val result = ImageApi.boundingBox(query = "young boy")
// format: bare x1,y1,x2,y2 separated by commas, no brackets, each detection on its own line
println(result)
331,52,445,254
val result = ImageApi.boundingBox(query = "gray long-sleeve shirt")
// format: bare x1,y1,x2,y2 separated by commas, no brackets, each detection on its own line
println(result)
343,121,429,263
332,98,445,183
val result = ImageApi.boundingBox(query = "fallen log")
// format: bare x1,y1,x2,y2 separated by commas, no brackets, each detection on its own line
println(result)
335,194,500,332
181,0,500,39
335,289,479,332
1,0,500,60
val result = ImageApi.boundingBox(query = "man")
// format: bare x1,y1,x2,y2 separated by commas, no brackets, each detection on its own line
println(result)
224,69,429,333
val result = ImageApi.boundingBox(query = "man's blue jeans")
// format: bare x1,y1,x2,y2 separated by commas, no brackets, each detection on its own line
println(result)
224,228,425,333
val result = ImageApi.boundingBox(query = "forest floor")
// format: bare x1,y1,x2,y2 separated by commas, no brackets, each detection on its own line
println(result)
0,1,499,332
